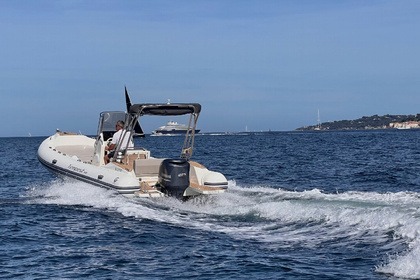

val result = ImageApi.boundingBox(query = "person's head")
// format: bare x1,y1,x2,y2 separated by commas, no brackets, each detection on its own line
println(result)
116,120,125,130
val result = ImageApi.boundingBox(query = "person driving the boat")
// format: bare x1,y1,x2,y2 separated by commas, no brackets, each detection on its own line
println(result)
104,120,134,164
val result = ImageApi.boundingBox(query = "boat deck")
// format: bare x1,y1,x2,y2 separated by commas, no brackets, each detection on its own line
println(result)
55,145,95,162
135,181,164,198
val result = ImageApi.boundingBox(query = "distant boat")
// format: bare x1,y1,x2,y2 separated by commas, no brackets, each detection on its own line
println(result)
152,121,200,136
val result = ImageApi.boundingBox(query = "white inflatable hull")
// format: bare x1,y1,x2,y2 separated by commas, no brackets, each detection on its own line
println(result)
37,132,228,198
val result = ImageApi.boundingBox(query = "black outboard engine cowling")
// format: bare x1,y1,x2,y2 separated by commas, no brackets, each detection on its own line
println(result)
158,159,190,198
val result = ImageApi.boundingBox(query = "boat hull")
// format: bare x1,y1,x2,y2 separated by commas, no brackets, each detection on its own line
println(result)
37,133,228,199
37,133,140,196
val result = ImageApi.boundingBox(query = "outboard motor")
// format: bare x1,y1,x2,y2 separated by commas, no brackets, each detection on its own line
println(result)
158,159,190,198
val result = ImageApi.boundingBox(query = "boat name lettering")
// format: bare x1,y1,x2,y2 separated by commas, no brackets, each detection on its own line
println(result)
68,164,88,174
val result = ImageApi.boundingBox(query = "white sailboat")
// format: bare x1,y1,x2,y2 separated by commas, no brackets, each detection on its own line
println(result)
314,109,321,130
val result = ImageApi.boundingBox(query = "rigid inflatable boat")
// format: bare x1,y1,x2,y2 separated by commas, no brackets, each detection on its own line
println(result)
37,99,228,199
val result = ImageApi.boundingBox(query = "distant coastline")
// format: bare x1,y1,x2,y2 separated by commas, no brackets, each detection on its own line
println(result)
296,114,420,131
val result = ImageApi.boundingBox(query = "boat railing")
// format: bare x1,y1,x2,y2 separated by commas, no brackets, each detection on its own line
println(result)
181,113,198,159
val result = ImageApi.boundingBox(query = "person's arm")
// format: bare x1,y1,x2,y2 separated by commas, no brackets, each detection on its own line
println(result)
106,130,121,151
106,143,116,151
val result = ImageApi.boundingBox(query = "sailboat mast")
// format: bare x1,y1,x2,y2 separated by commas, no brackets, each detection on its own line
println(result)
317,109,321,130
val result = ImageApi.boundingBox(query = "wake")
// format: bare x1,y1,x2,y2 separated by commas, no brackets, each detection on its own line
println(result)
26,179,420,279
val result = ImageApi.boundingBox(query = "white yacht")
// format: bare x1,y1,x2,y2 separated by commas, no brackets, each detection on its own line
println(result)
152,121,200,136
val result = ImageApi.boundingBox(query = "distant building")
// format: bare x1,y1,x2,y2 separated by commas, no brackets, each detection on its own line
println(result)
389,121,420,129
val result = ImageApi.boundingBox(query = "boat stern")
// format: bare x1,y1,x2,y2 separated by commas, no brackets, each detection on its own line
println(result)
185,161,228,196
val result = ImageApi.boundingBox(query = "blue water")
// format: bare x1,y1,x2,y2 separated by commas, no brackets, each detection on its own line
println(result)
1,130,420,279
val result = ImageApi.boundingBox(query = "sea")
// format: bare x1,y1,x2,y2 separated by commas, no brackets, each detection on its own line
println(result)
1,130,420,279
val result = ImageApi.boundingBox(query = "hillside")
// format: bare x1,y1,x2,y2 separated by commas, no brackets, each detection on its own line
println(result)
296,114,420,131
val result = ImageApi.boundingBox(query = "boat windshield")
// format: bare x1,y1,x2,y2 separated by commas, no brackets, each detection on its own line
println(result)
97,111,128,141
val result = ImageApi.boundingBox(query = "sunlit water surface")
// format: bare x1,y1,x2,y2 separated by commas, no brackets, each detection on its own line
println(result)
1,130,420,279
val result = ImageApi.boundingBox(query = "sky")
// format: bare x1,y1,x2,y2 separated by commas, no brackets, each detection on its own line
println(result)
1,0,420,137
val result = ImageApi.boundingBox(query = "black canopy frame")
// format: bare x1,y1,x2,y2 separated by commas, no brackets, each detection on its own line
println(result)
129,103,201,116
117,103,202,160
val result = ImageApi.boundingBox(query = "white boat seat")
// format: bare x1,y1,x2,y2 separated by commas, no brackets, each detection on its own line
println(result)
134,159,164,176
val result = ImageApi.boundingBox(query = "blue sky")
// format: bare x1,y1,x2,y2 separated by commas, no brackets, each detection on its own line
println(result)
1,0,420,137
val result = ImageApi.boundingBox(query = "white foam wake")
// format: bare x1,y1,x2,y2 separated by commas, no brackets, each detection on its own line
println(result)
27,179,420,279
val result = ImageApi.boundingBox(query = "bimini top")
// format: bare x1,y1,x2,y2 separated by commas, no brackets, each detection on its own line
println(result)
129,103,201,116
